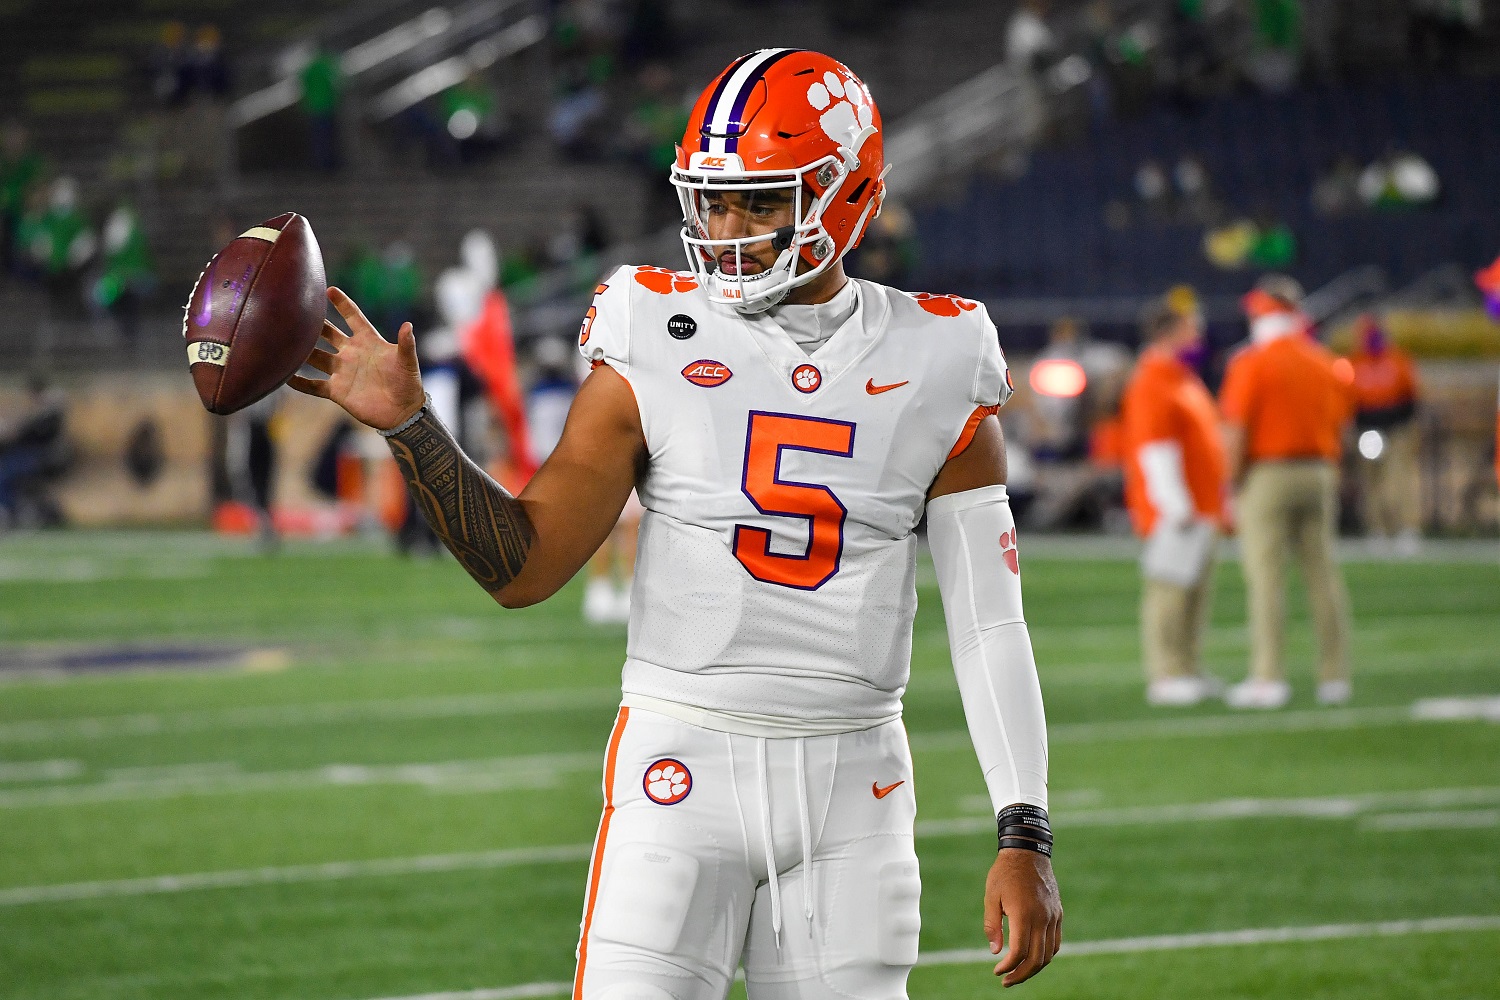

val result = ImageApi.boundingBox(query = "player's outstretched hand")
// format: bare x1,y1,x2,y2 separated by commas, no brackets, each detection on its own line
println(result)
287,286,425,431
985,848,1063,987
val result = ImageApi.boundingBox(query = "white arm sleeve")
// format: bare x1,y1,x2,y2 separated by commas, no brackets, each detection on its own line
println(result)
926,483,1049,812
1138,440,1193,526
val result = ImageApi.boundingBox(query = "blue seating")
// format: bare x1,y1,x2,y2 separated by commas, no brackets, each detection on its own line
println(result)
916,75,1500,300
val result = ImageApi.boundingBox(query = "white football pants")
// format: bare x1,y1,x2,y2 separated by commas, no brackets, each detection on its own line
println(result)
572,707,922,1000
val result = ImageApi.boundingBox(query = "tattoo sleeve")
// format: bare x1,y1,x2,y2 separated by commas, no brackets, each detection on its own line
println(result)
386,409,534,595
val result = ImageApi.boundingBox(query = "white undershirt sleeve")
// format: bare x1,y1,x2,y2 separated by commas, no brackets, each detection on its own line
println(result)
1138,439,1193,527
926,484,1048,811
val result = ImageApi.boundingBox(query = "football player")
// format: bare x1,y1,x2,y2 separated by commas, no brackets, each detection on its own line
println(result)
291,49,1061,999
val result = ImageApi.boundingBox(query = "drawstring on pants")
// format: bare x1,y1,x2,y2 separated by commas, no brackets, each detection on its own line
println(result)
755,737,782,951
794,738,813,933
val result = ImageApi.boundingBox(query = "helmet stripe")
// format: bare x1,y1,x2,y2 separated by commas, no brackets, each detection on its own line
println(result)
724,48,801,154
698,51,758,153
704,48,798,155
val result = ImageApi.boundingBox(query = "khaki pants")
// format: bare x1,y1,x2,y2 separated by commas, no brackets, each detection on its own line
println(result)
1141,545,1217,682
1237,462,1351,684
1358,422,1422,537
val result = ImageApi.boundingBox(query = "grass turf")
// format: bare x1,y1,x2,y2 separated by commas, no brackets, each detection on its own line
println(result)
0,531,1496,1000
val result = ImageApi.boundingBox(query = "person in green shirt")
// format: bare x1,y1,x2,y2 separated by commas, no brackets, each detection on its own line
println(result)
299,47,341,171
1,121,45,274
91,203,156,342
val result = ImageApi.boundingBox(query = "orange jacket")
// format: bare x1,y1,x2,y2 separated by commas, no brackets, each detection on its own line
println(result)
1349,345,1418,422
1219,335,1355,463
1121,347,1227,536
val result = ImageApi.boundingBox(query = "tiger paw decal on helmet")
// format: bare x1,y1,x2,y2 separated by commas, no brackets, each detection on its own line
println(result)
806,70,874,147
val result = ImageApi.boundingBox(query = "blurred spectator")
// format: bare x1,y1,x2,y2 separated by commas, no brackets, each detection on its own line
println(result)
90,203,156,343
0,374,69,529
334,242,389,327
1347,315,1422,554
0,121,45,275
1024,316,1131,530
1246,208,1296,269
1245,0,1302,93
381,242,423,333
549,2,616,158
499,239,546,298
1122,293,1226,706
188,25,231,100
847,200,918,288
434,72,516,166
299,46,342,172
17,177,97,304
620,62,689,226
1133,159,1171,221
1410,0,1483,67
1476,257,1500,495
525,337,579,462
1006,0,1057,73
1173,155,1221,226
1204,210,1296,270
1358,149,1441,210
227,389,283,553
149,21,192,107
1311,155,1362,217
1219,276,1354,710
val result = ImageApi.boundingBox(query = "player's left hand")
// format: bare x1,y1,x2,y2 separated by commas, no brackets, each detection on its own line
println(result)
985,848,1062,987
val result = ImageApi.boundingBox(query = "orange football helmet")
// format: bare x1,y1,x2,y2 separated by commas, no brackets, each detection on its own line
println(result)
671,49,888,313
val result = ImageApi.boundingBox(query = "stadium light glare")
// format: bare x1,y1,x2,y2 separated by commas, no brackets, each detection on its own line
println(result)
1029,358,1087,398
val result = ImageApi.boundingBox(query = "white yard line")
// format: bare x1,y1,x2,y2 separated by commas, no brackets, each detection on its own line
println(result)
1361,808,1500,831
356,915,1500,1000
0,844,590,907
915,786,1500,837
0,687,623,743
8,785,1496,907
0,752,600,808
918,914,1500,965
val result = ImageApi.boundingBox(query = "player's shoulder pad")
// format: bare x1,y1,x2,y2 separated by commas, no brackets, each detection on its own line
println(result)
894,289,1013,408
577,265,706,368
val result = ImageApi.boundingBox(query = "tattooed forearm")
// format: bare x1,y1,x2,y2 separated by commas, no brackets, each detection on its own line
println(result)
386,410,534,596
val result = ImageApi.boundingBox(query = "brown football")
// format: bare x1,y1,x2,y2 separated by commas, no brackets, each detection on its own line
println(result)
183,212,326,415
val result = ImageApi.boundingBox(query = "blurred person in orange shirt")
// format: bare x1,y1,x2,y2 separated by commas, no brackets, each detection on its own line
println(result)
1219,276,1355,710
1121,289,1227,706
1346,314,1422,554
1475,256,1500,493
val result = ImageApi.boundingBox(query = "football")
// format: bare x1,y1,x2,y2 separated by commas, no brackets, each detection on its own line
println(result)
183,212,327,415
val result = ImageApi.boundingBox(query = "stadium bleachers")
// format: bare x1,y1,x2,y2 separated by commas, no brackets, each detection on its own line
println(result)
914,74,1500,302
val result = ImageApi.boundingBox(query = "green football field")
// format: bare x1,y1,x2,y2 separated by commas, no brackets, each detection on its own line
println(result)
1,531,1497,1000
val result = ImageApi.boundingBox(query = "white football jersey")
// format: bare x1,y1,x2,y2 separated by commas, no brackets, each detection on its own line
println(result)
579,265,1011,731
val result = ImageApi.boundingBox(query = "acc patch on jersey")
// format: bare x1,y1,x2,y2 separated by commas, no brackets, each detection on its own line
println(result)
682,360,732,387
643,758,692,805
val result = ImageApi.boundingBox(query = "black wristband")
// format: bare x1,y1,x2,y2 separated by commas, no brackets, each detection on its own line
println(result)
999,824,1053,844
1000,836,1053,857
997,805,1052,853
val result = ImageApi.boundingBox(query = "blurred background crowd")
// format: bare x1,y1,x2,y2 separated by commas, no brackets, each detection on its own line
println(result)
2,0,1498,573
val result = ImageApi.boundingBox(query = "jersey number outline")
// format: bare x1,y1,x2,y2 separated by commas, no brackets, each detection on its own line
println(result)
732,411,856,591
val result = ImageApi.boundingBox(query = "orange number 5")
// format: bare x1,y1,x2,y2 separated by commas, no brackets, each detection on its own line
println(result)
733,411,856,590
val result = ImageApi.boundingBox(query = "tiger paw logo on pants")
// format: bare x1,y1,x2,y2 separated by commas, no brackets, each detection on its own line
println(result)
643,758,692,805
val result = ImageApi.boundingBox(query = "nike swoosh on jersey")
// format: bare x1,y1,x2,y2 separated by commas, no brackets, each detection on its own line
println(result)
865,379,909,395
872,780,905,799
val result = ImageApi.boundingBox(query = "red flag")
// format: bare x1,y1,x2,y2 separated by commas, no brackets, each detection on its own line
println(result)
460,288,539,482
